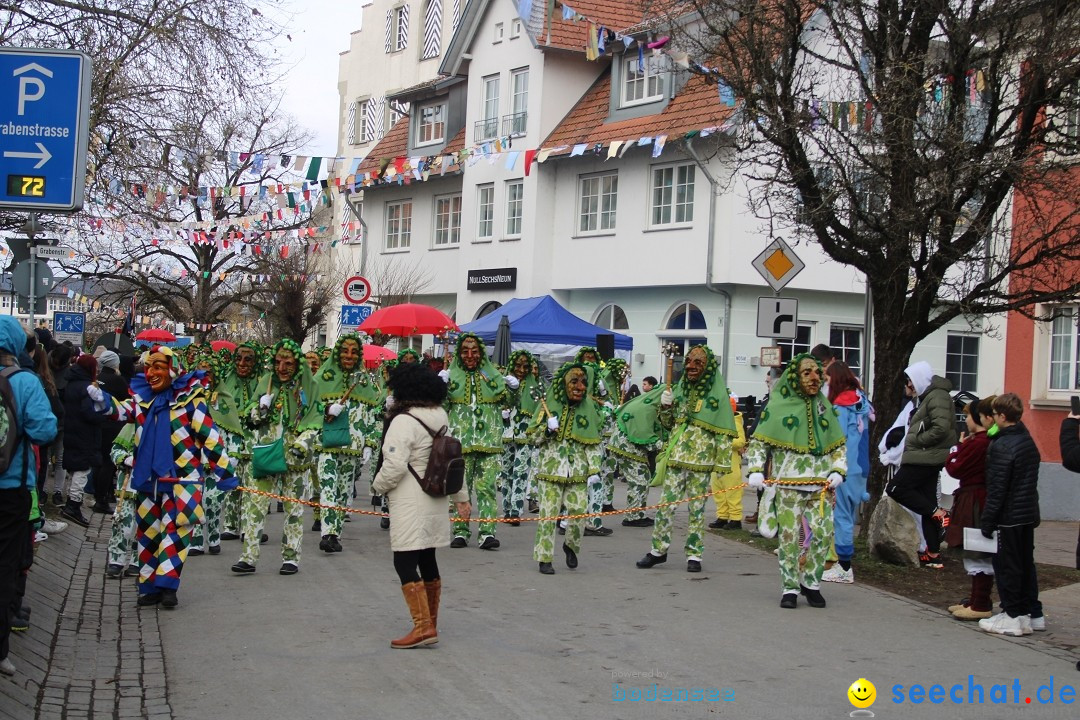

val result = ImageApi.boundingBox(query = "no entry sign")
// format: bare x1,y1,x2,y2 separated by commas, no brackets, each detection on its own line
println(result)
343,275,372,304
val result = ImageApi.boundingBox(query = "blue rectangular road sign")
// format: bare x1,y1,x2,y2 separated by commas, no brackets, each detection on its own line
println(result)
0,48,91,212
53,311,85,334
340,305,373,327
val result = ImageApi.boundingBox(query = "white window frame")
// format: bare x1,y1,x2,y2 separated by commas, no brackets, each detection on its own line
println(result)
594,303,629,331
505,180,523,238
829,325,863,377
493,22,504,43
945,332,980,393
358,99,376,143
649,163,695,227
1048,306,1080,391
776,324,814,365
476,184,494,241
394,5,409,52
433,193,462,247
385,200,413,251
479,74,500,140
510,19,522,39
416,102,446,146
622,55,665,107
578,171,618,234
508,67,529,136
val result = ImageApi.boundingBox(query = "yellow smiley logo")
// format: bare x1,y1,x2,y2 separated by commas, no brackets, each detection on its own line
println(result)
848,678,876,709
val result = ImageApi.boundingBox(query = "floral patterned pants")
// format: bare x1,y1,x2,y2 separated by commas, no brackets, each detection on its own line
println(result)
107,495,137,568
452,452,500,541
650,467,709,560
500,442,533,520
238,472,309,567
776,488,833,592
533,480,586,563
318,451,359,536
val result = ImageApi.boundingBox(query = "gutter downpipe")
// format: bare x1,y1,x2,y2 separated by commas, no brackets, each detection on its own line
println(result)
686,139,732,381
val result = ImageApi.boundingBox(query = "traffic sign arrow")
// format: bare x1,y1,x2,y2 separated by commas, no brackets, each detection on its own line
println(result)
3,141,52,168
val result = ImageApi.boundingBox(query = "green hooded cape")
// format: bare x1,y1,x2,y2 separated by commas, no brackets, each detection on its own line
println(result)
751,352,845,456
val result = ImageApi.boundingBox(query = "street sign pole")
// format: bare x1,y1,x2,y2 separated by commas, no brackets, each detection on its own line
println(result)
26,212,37,328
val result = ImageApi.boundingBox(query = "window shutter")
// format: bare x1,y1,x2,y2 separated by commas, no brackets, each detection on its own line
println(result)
385,9,393,53
422,0,442,59
397,5,410,50
346,101,357,144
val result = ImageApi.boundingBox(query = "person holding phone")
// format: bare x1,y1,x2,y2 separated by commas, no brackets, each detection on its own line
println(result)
1057,395,1080,571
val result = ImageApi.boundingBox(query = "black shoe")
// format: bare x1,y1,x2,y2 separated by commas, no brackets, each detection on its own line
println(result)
276,502,284,513
538,562,555,575
160,590,178,609
528,499,539,513
311,519,321,532
780,593,798,609
636,553,667,569
91,501,113,514
123,566,139,578
450,536,467,548
687,560,702,573
320,535,342,553
105,564,123,579
601,503,616,513
622,516,654,527
10,614,28,632
220,531,240,541
344,514,352,522
329,536,342,552
380,517,390,530
509,519,521,527
563,543,578,569
60,502,90,528
188,548,205,556
557,525,566,535
51,491,63,507
279,562,299,576
260,533,269,545
137,593,162,607
800,585,827,608
208,545,221,555
479,536,500,551
231,561,256,574
726,521,742,531
708,518,727,529
584,526,613,536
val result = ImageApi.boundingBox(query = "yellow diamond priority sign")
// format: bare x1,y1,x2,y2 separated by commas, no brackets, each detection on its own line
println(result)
752,237,805,293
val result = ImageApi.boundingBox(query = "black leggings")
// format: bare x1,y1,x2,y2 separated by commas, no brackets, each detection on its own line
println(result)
885,463,943,553
393,548,440,585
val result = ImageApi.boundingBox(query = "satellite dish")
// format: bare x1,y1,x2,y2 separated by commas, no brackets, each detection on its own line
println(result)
92,331,135,356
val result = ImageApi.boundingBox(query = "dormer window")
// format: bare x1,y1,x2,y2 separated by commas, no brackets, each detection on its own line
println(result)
622,54,665,107
416,102,446,146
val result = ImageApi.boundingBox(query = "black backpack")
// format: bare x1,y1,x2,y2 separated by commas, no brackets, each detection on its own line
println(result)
0,366,29,480
402,412,465,498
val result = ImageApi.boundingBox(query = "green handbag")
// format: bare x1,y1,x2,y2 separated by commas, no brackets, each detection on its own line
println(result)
321,412,351,448
252,436,288,478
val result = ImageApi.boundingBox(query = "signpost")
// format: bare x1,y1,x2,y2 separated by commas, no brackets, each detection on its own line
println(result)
756,297,799,339
0,48,92,212
53,310,85,345
31,244,68,260
343,275,372,305
340,304,373,329
752,237,805,294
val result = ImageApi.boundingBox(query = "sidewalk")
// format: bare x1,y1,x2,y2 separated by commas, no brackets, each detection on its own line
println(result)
0,511,173,720
1035,520,1080,655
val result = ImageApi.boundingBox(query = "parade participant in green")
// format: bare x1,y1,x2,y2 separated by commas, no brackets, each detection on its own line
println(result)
398,348,421,364
530,363,604,574
746,353,847,609
189,350,230,556
500,350,542,524
589,357,629,534
612,386,667,526
217,342,264,542
637,345,737,573
231,339,318,576
104,423,138,578
442,333,513,550
308,333,382,553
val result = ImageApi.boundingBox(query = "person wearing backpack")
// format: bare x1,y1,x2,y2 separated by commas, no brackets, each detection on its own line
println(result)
0,316,58,676
373,363,470,649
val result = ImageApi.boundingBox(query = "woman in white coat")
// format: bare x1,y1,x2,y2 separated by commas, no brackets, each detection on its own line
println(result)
373,363,470,649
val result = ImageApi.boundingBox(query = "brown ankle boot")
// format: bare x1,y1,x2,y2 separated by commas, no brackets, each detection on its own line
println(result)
390,582,437,649
424,578,442,633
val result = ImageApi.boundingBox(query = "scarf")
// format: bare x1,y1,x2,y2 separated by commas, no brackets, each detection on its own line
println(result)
130,369,205,486
752,352,846,456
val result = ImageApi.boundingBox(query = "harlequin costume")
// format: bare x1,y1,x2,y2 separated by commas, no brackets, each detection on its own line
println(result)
636,345,736,572
445,333,510,549
100,346,237,605
529,363,605,574
500,349,542,522
215,342,264,541
612,386,667,525
304,333,382,553
232,339,319,575
746,353,846,608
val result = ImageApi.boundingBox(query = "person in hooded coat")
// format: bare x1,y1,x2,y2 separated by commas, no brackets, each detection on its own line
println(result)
59,354,106,528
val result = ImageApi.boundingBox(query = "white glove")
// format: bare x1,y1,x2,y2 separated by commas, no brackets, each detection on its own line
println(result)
123,456,134,468
504,375,520,390
748,472,766,489
259,394,273,410
660,389,674,406
438,369,450,383
501,408,512,420
327,403,344,418
587,474,600,485
827,472,844,490
385,394,395,411
362,447,372,462
86,385,104,403
547,416,559,432
598,380,608,397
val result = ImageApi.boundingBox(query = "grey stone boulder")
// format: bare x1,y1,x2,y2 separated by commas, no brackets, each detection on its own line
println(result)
868,496,922,566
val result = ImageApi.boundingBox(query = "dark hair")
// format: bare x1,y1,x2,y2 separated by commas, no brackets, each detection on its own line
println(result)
810,344,835,363
75,353,98,381
387,362,446,409
992,393,1024,423
49,344,73,369
977,395,997,423
643,376,658,386
826,360,860,402
32,346,57,397
963,401,982,428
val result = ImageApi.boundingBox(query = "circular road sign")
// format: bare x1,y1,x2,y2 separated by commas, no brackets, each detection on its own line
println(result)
343,275,372,305
13,258,53,297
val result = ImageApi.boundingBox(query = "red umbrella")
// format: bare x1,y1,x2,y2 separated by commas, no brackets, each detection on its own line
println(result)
358,303,457,337
363,344,398,369
136,328,176,342
210,340,237,352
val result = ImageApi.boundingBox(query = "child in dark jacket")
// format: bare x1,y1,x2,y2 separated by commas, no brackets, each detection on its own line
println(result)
979,393,1043,637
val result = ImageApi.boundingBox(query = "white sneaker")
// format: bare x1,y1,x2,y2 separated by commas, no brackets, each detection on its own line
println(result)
1029,616,1046,632
821,565,855,584
34,531,48,543
1019,615,1033,635
980,612,1027,636
42,519,68,534
0,656,15,676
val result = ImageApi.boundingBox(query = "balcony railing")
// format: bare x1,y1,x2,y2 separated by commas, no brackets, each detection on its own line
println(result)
503,111,527,137
474,117,499,142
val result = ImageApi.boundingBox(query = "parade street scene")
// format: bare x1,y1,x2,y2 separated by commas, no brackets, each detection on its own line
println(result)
2,1,1080,719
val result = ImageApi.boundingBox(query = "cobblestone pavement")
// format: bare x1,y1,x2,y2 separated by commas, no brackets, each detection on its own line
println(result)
0,510,172,720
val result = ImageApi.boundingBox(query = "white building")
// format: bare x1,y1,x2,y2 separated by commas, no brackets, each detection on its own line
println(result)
338,0,1005,398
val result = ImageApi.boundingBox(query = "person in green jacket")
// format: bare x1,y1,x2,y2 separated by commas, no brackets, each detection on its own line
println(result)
217,342,264,542
499,349,542,524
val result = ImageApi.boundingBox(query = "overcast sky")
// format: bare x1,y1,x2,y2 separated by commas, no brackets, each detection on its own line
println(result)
275,1,367,155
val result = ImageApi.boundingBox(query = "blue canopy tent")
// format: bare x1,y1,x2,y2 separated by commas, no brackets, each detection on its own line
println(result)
458,295,632,375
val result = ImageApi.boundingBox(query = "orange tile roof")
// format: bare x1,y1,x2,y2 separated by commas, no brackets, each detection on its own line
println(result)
542,1,649,53
357,117,411,175
542,68,736,154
